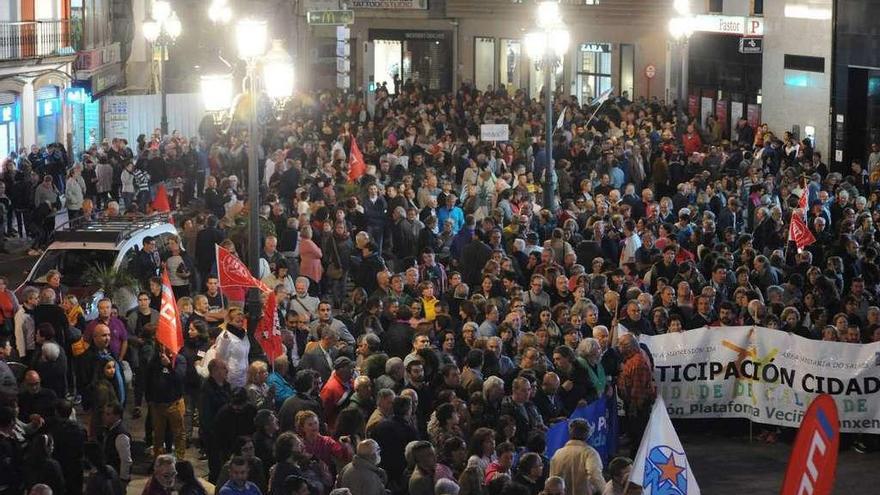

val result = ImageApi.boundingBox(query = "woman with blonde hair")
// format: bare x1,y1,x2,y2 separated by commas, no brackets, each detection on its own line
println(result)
245,360,274,409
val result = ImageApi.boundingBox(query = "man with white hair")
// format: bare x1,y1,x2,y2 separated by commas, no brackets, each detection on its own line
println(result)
337,439,387,495
592,325,620,381
434,478,460,495
289,276,320,320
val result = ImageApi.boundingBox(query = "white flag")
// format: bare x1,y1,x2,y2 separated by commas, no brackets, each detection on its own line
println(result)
594,87,614,106
630,396,701,494
556,106,567,130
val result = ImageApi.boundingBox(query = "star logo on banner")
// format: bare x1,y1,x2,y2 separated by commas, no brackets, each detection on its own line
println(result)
645,445,690,494
659,453,685,482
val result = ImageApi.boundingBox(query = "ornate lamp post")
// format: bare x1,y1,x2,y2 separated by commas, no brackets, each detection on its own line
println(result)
669,0,696,124
200,19,294,276
143,0,181,136
526,1,569,212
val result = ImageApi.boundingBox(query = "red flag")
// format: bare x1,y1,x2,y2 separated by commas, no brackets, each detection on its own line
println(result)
255,291,283,362
780,395,839,495
157,269,184,357
151,183,174,225
798,191,808,211
348,135,365,183
789,212,816,250
216,244,270,293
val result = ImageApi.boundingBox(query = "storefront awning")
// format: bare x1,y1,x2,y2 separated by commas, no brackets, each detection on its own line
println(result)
73,62,125,101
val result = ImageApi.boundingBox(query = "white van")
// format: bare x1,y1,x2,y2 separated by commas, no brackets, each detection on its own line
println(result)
18,213,178,319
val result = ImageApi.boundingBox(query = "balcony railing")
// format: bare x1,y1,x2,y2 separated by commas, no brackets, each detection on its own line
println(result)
0,20,80,62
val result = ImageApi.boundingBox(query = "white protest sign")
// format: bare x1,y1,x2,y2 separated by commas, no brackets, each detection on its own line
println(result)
480,124,509,142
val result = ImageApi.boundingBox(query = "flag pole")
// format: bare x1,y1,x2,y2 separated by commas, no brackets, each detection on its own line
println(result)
584,98,609,130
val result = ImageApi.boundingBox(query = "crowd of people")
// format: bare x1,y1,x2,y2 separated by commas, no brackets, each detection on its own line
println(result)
0,78,879,495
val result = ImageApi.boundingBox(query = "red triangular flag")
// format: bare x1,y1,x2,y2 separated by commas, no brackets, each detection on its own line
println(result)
152,183,171,212
348,135,366,183
789,213,816,250
157,269,184,357
255,291,283,362
216,244,270,292
798,191,808,211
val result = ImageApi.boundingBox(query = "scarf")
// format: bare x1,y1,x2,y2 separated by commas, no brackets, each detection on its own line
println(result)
66,304,84,326
585,360,607,396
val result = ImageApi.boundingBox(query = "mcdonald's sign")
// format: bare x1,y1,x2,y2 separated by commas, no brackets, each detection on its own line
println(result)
307,10,355,25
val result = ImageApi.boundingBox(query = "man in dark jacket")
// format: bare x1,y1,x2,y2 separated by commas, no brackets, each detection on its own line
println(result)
354,242,386,296
33,289,68,349
363,183,388,252
213,388,257,465
369,396,418,495
47,399,86,495
195,215,227,282
279,369,323,433
145,343,187,459
200,357,232,483
132,236,161,286
460,227,492,287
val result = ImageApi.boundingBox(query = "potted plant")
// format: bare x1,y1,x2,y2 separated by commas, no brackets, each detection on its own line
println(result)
82,263,139,318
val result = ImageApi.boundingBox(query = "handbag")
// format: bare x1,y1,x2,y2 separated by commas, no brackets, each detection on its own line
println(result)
326,238,345,280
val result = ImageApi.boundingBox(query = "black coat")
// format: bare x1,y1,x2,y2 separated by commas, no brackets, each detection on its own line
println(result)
354,252,386,295
195,227,227,274
279,393,323,433
48,418,85,495
370,416,418,490
460,239,492,287
33,304,69,347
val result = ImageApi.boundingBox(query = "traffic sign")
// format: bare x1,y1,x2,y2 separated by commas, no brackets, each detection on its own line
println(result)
739,37,763,54
645,64,656,79
307,10,354,25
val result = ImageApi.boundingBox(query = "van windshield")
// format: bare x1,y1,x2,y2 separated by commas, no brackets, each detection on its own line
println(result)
29,249,118,287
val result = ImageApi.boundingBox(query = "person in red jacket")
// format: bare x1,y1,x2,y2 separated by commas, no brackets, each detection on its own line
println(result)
682,122,703,157
320,356,355,432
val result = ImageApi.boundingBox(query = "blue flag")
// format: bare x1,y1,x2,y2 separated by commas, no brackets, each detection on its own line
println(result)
545,395,618,465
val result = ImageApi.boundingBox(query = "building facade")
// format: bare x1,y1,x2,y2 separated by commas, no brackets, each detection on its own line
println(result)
0,0,78,159
0,0,126,160
294,0,671,107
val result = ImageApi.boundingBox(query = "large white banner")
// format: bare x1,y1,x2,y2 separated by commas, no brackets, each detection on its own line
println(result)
640,327,880,433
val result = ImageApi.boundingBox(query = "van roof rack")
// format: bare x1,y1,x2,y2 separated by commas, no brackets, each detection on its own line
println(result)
53,213,172,244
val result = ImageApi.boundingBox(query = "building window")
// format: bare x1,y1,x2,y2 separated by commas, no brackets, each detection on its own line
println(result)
0,93,17,161
753,0,764,15
499,39,523,92
474,37,496,91
576,44,612,104
619,44,634,99
709,0,723,13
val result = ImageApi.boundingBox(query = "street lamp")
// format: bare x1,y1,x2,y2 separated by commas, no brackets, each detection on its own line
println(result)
206,19,294,276
525,1,569,212
669,2,695,126
143,0,181,136
208,0,232,24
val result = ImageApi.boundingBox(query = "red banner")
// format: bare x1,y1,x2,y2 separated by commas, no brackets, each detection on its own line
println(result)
255,292,283,362
216,244,282,359
747,103,762,128
715,100,728,133
789,213,816,250
780,395,840,495
687,95,699,118
157,269,184,357
348,135,365,182
216,244,269,292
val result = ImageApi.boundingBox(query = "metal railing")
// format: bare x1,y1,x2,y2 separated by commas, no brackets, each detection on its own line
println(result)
0,20,78,61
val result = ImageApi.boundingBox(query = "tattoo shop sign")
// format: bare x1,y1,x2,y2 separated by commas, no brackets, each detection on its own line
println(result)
640,326,880,433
